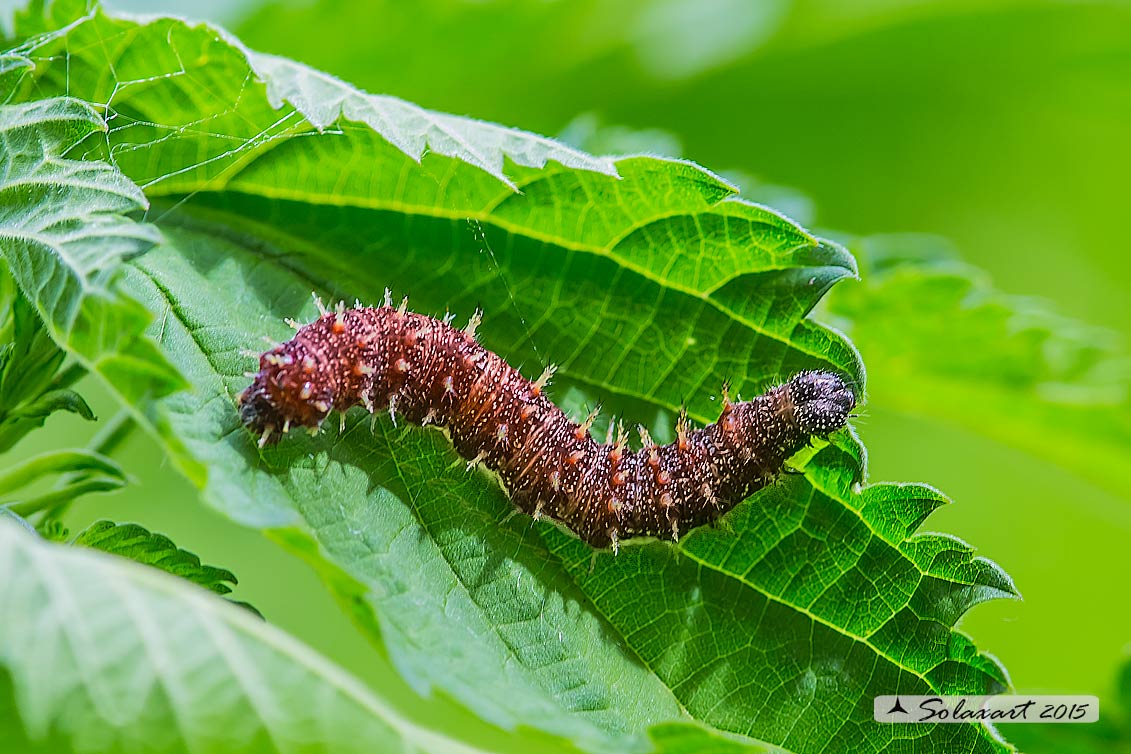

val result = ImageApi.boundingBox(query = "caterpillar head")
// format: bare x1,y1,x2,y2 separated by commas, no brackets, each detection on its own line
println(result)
786,370,857,437
239,345,335,446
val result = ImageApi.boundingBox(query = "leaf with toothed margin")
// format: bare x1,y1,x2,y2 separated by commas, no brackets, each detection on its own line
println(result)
5,6,1018,754
0,93,184,413
797,435,1018,690
826,233,1131,500
73,519,242,596
241,52,619,191
807,434,1018,626
10,7,616,194
0,519,517,754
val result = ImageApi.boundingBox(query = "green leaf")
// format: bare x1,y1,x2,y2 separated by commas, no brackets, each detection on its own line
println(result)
0,52,35,95
119,134,841,754
1,409,138,522
3,474,125,518
232,0,1131,339
6,388,94,422
10,10,616,194
0,264,95,450
0,448,124,497
0,93,184,415
7,7,1016,754
246,52,618,191
0,519,501,754
72,519,241,597
825,234,1131,498
37,517,69,541
0,275,65,410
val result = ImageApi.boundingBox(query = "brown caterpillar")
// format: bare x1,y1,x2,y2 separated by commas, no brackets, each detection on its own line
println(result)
239,296,856,551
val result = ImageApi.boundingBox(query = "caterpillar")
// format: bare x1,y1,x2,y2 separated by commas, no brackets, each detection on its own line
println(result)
238,296,856,551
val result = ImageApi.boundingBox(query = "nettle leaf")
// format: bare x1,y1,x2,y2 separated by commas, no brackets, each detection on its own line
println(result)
825,235,1131,498
0,262,99,451
72,519,240,596
0,520,494,754
246,52,618,190
0,85,184,411
7,7,1017,754
0,448,124,498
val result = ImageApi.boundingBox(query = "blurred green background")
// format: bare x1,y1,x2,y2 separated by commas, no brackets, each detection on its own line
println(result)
5,0,1129,749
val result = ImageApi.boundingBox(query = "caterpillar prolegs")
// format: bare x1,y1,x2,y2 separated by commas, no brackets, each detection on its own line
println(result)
239,298,856,551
